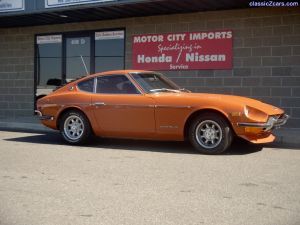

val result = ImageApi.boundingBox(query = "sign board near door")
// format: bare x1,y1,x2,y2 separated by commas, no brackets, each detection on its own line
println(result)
95,30,124,40
0,0,24,12
37,35,62,44
132,30,233,70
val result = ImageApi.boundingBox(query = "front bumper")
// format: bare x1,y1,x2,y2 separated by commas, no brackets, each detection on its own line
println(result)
237,114,289,131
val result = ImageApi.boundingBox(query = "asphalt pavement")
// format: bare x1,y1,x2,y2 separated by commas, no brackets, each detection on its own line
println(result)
0,130,299,225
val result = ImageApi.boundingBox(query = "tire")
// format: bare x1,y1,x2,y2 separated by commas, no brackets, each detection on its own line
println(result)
189,113,233,154
59,110,92,145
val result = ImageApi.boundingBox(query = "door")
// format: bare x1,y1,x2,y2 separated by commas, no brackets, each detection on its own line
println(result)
91,74,156,138
65,35,91,81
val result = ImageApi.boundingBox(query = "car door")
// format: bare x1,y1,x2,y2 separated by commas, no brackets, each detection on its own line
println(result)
147,93,193,140
91,74,156,138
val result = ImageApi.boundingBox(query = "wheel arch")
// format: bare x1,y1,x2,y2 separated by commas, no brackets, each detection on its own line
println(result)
183,108,235,140
56,106,93,133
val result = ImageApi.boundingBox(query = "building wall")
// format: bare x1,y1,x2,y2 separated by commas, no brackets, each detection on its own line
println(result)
0,7,299,127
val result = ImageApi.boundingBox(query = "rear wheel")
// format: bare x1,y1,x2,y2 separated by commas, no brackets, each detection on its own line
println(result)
189,113,232,154
60,110,92,145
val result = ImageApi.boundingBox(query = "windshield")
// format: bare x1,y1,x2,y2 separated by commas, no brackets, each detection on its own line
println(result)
130,73,182,93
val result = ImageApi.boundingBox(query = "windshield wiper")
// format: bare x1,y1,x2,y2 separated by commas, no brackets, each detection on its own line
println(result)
150,88,180,93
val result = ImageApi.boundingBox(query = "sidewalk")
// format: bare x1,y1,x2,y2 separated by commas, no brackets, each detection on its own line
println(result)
0,116,299,146
0,116,53,133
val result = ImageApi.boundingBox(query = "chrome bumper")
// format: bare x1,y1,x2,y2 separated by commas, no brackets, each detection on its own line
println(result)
238,114,289,131
35,110,54,121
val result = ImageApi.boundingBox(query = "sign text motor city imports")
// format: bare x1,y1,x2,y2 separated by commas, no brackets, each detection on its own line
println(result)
132,30,232,70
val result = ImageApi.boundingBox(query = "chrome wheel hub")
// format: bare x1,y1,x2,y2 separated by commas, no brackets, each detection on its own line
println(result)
64,115,84,141
204,128,216,140
195,120,222,149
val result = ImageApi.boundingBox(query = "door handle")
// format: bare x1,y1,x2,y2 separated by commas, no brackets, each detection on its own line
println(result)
93,102,106,106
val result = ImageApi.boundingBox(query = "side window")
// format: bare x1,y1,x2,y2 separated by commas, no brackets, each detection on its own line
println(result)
96,75,139,94
77,78,94,93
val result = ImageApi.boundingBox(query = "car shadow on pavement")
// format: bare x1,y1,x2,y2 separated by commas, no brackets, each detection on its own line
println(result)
2,131,267,155
95,137,264,155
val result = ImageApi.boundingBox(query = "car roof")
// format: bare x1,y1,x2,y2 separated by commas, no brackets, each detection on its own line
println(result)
52,70,156,93
89,70,154,77
72,70,156,84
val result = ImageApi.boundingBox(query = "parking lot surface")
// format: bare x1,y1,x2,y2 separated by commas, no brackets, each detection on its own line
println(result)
0,130,299,225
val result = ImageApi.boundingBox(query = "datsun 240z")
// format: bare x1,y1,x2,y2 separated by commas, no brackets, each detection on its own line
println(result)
36,70,289,154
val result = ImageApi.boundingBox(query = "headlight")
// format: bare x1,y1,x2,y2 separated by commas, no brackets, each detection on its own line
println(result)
244,106,249,117
244,105,268,122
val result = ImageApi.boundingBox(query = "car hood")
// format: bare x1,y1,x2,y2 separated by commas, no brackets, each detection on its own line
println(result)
183,93,284,115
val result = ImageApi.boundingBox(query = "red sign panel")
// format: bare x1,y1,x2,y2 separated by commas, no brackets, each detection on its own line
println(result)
132,30,232,70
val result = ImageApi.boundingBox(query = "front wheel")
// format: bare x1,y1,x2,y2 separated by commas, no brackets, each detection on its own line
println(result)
189,113,233,154
60,110,92,145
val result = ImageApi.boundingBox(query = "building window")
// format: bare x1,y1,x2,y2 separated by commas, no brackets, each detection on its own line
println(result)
95,31,125,72
36,35,62,86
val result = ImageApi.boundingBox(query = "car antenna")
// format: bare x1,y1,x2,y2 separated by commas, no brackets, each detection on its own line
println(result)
80,55,89,75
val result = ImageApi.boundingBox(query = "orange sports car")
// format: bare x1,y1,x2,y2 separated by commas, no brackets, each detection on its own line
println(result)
36,70,289,154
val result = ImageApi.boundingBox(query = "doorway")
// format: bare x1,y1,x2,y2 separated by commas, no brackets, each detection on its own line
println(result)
65,35,91,81
35,29,125,101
